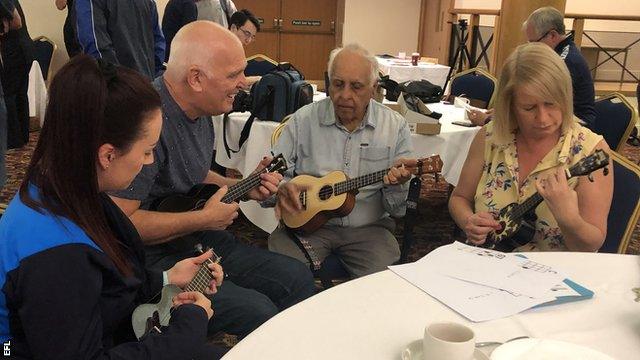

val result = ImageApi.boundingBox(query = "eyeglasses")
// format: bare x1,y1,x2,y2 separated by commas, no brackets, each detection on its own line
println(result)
530,29,554,43
239,27,256,42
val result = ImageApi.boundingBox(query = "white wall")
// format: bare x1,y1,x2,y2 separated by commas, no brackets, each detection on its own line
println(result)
342,0,421,56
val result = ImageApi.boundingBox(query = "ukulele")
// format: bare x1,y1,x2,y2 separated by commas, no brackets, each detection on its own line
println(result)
131,244,220,340
481,149,610,252
153,154,287,212
281,155,443,234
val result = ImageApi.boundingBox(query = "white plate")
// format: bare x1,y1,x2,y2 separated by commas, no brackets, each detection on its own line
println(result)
491,339,614,360
402,339,490,360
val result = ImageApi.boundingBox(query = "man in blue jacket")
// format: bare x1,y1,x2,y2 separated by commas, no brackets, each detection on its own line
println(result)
76,0,165,79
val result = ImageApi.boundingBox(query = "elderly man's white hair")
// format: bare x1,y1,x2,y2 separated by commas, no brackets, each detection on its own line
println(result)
327,43,379,86
523,6,566,38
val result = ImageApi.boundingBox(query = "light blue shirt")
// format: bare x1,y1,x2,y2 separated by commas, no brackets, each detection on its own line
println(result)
273,97,413,228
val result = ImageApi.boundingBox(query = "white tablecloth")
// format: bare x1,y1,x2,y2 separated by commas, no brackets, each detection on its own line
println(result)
222,252,640,360
376,57,450,86
27,60,47,127
214,95,479,233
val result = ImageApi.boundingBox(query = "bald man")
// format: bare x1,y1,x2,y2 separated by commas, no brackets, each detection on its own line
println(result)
112,21,315,339
270,44,415,278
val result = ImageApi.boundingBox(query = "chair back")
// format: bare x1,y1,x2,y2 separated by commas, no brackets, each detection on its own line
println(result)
600,151,640,253
450,67,497,108
32,36,56,82
271,114,293,147
245,54,278,76
592,93,638,152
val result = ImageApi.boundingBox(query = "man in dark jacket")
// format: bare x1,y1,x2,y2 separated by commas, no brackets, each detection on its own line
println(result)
162,0,197,62
75,0,165,79
524,6,596,129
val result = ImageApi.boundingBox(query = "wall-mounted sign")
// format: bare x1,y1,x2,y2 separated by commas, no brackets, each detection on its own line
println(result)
292,19,321,26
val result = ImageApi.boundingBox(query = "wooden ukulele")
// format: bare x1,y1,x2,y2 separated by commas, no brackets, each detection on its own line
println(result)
131,244,220,340
153,154,287,212
281,155,443,234
481,149,610,252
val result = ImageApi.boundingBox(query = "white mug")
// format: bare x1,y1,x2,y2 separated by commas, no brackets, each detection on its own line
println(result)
398,52,407,59
423,322,476,360
454,96,470,109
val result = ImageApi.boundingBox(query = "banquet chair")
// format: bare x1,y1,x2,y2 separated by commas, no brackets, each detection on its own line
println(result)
245,54,278,77
271,118,418,289
32,36,57,82
450,67,497,108
599,151,640,254
592,93,638,152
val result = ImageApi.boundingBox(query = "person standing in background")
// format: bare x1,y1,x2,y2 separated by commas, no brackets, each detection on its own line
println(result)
0,1,22,191
196,0,235,28
55,0,81,57
162,0,198,62
0,0,33,149
75,0,165,79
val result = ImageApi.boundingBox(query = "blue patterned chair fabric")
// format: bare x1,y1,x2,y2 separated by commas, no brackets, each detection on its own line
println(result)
592,93,636,152
600,151,640,253
245,56,278,77
450,69,496,107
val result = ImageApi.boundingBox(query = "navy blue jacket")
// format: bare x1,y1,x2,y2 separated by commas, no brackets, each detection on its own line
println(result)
0,187,209,359
555,36,596,129
75,0,166,79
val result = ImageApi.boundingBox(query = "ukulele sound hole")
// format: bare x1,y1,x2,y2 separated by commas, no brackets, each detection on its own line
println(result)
318,185,333,201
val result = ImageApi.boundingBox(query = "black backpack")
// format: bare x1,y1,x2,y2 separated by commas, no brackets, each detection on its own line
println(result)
223,63,313,157
399,80,443,103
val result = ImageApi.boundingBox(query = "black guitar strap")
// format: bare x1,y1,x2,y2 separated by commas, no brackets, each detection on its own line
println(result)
285,226,322,271
399,175,421,263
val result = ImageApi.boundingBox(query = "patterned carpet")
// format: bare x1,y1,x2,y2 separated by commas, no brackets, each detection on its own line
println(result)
2,130,639,258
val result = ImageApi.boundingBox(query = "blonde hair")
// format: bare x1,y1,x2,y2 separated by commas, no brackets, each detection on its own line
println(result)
492,42,574,139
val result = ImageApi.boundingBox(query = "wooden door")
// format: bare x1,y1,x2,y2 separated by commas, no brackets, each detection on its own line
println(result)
418,0,455,65
233,0,281,60
279,0,338,80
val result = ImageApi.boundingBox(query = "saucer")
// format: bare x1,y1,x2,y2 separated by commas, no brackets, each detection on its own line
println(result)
491,338,613,360
402,339,490,360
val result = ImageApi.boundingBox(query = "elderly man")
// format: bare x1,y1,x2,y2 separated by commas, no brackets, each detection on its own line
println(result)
523,6,596,129
111,21,315,339
269,44,415,278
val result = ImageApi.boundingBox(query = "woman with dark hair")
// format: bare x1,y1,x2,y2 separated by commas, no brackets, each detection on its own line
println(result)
0,55,226,359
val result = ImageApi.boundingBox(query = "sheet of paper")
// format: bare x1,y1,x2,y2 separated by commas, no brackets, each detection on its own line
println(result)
422,243,566,298
389,262,556,322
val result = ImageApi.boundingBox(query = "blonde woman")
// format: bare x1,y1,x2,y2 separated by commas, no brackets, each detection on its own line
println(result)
449,43,613,252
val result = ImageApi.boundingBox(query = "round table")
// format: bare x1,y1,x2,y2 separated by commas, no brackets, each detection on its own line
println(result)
222,252,640,360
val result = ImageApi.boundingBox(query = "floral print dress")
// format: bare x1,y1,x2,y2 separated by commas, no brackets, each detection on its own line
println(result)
474,120,603,251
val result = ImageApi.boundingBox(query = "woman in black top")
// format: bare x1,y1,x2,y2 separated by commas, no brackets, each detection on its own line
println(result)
0,55,225,359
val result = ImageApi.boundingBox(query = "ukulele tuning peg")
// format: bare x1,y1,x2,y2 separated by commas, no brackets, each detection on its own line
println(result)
194,243,204,253
603,166,609,176
587,174,594,182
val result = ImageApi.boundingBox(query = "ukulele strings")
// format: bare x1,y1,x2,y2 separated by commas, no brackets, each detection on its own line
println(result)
151,253,221,334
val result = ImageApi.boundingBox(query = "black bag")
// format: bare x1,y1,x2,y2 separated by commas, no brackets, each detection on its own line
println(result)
399,80,443,103
223,63,313,157
378,75,401,101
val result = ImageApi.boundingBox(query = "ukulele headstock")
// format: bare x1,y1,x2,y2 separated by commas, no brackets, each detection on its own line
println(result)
416,155,443,175
266,154,288,175
568,149,610,178
194,243,222,264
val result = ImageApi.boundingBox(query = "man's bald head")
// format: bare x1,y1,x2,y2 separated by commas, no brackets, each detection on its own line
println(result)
167,21,244,80
164,21,248,117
